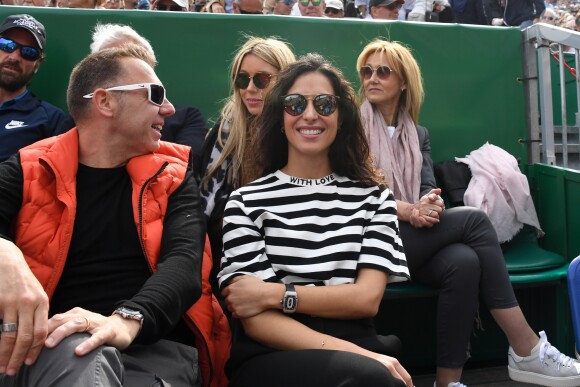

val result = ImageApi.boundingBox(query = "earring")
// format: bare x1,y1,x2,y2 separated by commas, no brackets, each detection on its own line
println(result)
280,126,285,133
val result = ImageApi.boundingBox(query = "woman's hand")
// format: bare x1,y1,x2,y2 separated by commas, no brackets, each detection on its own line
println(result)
46,307,141,356
369,353,414,387
409,188,445,228
222,276,280,318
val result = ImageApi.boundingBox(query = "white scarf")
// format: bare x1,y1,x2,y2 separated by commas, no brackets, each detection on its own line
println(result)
360,100,422,203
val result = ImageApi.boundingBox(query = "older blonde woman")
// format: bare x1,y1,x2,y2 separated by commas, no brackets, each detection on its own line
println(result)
357,39,580,387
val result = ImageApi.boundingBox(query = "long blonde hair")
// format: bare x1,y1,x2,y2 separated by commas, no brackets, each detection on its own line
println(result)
203,36,295,187
356,40,424,124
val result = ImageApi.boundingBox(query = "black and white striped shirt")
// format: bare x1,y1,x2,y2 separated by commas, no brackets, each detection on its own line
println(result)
217,170,410,288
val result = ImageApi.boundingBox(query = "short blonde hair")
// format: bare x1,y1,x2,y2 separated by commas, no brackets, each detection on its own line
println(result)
356,39,424,124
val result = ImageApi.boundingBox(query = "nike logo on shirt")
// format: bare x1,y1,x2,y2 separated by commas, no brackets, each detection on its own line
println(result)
5,120,28,130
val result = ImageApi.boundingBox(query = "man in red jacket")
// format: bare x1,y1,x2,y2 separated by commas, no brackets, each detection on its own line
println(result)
0,44,229,386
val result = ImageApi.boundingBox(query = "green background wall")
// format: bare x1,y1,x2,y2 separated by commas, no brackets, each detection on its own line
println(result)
0,8,527,164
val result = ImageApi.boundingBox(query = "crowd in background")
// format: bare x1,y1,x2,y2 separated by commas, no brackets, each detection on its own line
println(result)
3,0,580,28
538,0,580,32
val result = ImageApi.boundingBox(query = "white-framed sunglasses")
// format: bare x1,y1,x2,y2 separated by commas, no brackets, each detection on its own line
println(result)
83,83,166,106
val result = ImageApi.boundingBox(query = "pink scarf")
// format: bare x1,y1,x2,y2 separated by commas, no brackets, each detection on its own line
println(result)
360,100,422,203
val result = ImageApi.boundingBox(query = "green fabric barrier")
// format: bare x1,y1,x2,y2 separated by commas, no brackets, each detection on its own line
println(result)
531,163,580,261
0,7,527,164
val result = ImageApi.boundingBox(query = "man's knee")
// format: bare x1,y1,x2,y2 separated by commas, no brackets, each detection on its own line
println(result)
30,333,123,386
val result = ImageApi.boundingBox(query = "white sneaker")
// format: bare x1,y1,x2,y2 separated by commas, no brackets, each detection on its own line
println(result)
508,331,580,386
432,382,467,387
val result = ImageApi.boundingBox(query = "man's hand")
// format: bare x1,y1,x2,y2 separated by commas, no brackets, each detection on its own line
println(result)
46,307,141,356
0,239,49,376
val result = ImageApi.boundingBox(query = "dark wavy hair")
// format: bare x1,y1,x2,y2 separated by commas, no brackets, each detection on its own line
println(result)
253,53,384,188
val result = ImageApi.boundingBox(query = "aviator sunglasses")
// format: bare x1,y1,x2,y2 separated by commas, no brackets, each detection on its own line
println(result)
234,72,273,90
282,94,339,117
83,83,166,106
0,37,41,61
359,65,394,81
299,0,321,6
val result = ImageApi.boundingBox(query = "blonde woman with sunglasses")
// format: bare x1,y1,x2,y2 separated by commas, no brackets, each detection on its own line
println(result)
199,36,295,299
357,39,580,387
217,52,412,387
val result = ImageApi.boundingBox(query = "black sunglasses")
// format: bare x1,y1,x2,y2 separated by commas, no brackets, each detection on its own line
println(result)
83,83,166,106
239,7,263,13
359,65,393,81
155,3,183,10
324,6,341,13
234,72,273,90
0,37,41,61
282,94,339,117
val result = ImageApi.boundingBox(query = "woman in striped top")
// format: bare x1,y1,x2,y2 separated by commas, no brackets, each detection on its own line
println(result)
217,53,412,387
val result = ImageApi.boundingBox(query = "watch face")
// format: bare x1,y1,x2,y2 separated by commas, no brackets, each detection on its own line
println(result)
283,294,297,311
283,295,296,310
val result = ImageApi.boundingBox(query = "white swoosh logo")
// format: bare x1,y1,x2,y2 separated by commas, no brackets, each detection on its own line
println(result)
5,122,28,130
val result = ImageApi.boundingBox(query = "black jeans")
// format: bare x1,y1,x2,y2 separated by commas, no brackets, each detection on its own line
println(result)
228,317,405,387
400,206,518,368
230,349,406,387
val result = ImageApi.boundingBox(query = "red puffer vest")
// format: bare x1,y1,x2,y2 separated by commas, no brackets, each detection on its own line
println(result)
16,129,230,387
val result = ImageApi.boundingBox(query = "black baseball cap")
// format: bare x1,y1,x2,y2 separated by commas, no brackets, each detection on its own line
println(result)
0,14,46,53
369,0,403,8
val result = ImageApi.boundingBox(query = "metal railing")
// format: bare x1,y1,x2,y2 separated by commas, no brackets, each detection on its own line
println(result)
522,23,580,168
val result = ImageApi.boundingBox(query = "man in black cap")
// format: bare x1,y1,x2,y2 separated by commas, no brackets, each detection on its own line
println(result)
0,14,71,163
366,0,404,19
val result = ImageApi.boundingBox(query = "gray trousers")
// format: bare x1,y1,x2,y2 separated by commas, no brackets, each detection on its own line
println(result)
0,333,200,387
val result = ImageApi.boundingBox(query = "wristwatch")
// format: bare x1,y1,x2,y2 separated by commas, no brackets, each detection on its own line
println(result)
281,283,298,314
113,307,144,327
